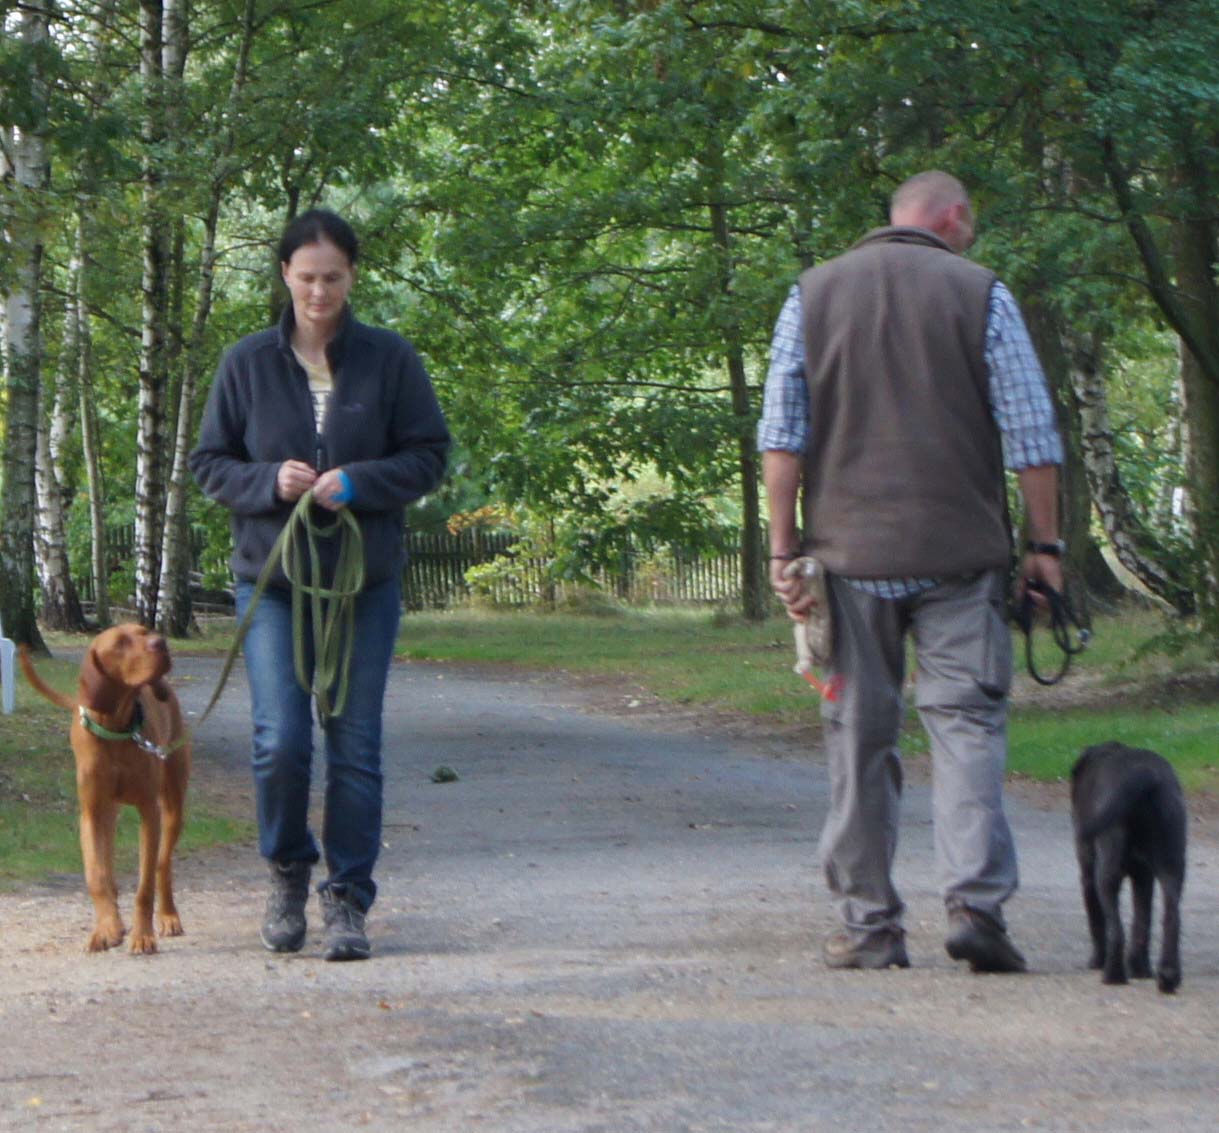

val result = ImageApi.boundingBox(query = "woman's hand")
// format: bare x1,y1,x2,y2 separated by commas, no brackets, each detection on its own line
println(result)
312,468,351,511
276,460,318,502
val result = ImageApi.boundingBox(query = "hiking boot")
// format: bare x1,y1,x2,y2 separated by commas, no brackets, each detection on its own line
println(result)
320,887,371,962
261,860,311,953
945,906,1027,973
823,927,910,970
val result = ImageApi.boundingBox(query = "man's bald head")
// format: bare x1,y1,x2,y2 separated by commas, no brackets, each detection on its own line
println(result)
889,171,975,252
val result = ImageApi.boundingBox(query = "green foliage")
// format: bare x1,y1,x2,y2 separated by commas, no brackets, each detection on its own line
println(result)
4,0,1217,651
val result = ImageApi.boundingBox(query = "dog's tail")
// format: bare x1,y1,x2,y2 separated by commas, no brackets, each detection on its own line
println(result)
17,645,76,711
1074,767,1168,841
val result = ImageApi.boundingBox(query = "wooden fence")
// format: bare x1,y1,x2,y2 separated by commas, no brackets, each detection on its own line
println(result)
402,529,742,610
76,526,745,612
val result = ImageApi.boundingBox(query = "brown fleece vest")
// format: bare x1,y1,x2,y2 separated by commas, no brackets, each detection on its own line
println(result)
798,227,1009,577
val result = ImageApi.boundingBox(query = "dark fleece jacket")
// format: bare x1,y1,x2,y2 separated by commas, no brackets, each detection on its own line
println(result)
189,304,450,589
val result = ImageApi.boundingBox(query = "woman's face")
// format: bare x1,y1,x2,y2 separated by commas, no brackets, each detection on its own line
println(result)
281,237,355,336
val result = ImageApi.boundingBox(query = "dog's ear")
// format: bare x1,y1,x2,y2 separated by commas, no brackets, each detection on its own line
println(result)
78,646,121,715
149,677,171,703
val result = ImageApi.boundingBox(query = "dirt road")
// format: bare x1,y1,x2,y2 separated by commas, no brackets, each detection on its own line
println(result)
2,655,1216,1132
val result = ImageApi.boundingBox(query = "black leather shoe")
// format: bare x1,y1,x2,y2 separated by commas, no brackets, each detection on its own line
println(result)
945,907,1026,973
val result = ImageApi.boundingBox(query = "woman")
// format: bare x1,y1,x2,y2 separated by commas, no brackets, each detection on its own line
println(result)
190,210,450,960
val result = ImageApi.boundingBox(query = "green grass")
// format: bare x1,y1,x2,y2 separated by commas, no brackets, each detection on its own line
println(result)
1007,706,1219,789
0,652,251,889
5,601,1214,887
397,604,1219,793
398,606,820,722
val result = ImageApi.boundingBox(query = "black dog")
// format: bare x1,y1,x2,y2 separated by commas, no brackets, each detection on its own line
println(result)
1070,742,1186,993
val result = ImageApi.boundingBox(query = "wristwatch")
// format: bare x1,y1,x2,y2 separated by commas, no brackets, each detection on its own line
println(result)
1026,539,1066,557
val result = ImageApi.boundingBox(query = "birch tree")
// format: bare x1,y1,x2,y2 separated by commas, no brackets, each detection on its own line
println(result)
33,256,88,630
0,2,52,646
156,0,258,635
134,0,171,625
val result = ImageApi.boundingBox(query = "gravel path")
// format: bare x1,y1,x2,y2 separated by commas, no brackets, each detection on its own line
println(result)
1,653,1216,1132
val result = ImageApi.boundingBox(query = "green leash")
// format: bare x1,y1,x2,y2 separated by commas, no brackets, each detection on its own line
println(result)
194,491,365,735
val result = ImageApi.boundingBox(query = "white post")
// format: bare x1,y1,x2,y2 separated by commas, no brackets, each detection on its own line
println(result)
0,617,15,714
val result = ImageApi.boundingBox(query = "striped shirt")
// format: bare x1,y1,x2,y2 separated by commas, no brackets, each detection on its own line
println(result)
758,280,1063,597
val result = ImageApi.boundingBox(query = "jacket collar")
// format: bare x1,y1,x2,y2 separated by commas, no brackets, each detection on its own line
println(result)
276,302,356,369
852,225,955,254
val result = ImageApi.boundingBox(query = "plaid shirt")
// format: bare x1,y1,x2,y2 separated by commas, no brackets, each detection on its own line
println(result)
758,280,1064,598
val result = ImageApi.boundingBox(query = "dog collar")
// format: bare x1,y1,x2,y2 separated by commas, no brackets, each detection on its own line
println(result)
78,704,169,761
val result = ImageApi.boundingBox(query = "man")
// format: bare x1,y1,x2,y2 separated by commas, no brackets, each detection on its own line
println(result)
759,171,1064,973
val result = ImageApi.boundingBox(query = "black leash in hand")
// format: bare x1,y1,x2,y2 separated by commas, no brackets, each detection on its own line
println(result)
1010,580,1091,686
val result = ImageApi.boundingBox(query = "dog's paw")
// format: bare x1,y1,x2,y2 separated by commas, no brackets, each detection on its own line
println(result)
128,931,159,955
1156,966,1181,994
158,913,184,938
87,924,125,952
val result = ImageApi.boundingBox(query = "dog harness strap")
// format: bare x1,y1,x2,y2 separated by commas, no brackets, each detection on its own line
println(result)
78,704,169,761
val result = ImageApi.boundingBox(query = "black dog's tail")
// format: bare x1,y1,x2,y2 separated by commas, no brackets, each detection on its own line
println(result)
1074,767,1164,841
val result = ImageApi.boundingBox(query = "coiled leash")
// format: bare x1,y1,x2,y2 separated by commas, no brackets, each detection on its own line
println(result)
193,490,364,733
1010,579,1090,686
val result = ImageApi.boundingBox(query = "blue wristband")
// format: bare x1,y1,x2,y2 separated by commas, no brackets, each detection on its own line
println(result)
332,469,354,506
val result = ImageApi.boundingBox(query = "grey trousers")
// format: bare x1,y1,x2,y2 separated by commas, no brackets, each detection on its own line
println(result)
817,568,1018,937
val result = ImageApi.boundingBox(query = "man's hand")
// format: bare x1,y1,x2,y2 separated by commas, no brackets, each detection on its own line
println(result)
1015,551,1065,609
770,557,819,623
276,459,317,502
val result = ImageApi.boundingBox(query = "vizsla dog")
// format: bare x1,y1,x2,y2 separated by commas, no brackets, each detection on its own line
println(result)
20,626,191,954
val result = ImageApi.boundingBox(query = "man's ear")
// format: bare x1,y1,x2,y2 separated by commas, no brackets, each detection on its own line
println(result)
78,647,120,715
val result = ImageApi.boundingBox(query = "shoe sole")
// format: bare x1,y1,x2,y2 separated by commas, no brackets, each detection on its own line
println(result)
324,943,371,962
260,927,306,953
825,954,910,970
824,941,910,970
945,934,1025,973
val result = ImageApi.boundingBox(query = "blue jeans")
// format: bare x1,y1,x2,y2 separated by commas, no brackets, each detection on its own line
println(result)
236,576,401,912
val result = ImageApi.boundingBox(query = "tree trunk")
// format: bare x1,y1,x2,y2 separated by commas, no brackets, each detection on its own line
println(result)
1067,328,1194,613
33,272,88,631
1172,209,1219,639
1019,297,1117,619
157,200,221,637
76,208,110,627
0,9,51,649
1103,133,1219,638
153,0,191,635
708,200,765,621
1016,97,1122,618
135,0,171,625
73,0,119,628
157,0,256,636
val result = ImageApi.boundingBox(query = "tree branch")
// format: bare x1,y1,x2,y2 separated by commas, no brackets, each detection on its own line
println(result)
1101,134,1219,384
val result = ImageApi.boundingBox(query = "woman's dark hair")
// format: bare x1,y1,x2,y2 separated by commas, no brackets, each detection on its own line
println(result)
278,209,360,266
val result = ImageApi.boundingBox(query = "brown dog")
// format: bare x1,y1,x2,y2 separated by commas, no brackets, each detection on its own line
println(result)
20,626,191,954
